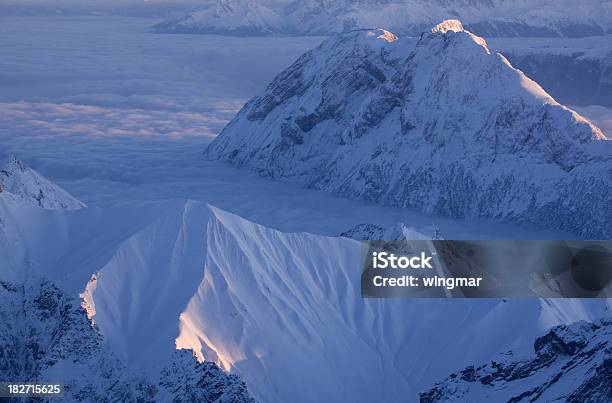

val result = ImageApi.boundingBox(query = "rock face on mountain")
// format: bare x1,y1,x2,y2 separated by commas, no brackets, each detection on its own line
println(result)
420,318,612,402
152,0,612,38
206,21,611,239
0,155,85,210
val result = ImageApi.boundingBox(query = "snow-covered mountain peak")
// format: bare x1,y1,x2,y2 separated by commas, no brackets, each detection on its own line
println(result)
431,19,465,34
206,19,612,239
0,155,85,210
420,19,492,57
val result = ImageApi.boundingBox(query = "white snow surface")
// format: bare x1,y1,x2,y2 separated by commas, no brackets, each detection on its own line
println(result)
1,187,609,402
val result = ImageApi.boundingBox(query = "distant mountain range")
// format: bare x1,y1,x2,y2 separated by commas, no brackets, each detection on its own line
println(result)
152,0,612,37
205,20,612,239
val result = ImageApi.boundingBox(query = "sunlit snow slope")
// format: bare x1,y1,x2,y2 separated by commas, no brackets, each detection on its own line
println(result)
1,176,609,402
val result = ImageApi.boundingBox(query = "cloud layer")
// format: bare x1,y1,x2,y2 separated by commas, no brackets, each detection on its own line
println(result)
0,101,224,138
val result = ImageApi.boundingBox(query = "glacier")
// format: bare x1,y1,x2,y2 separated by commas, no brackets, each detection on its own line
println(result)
206,21,612,239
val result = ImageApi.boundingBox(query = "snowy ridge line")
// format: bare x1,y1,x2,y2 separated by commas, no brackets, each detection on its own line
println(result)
1,188,610,402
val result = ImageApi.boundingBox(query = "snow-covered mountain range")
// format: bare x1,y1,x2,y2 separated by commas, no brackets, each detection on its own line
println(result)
152,0,612,37
1,159,610,402
421,317,611,402
205,21,612,239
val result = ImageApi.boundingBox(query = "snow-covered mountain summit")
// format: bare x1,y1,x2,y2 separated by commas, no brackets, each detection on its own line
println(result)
0,155,85,210
152,0,612,37
206,22,611,239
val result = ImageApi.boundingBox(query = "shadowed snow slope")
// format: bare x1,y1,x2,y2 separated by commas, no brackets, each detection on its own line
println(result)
1,191,609,402
206,23,612,239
